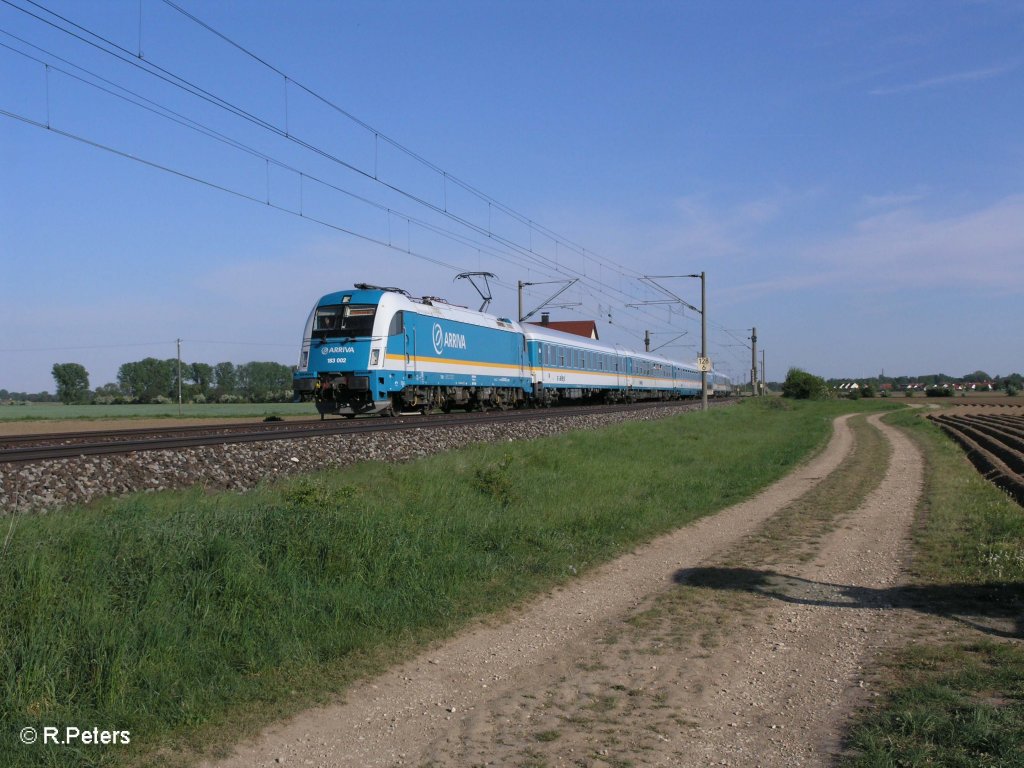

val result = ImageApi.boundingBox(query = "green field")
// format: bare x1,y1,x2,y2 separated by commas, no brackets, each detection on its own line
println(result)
0,402,317,421
6,398,1018,767
2,398,893,768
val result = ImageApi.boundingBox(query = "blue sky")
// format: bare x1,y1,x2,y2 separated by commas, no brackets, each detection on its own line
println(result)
2,0,1022,392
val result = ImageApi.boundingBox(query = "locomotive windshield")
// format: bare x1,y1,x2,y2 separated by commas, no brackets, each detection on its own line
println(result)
313,304,376,339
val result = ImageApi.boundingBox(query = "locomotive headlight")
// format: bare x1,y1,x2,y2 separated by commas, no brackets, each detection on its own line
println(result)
371,349,380,365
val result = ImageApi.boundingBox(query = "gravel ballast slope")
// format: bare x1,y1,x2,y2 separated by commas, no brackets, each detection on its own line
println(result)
0,404,715,514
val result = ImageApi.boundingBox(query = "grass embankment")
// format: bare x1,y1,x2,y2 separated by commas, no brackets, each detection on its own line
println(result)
844,409,1024,766
2,399,875,768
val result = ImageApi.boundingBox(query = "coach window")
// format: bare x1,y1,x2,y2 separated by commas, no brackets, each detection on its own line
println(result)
388,311,404,336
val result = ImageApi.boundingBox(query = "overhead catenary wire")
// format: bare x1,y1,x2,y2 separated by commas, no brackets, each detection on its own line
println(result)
1,0,751,365
0,0,661,311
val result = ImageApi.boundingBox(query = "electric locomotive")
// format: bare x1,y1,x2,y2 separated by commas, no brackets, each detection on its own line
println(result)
295,284,531,418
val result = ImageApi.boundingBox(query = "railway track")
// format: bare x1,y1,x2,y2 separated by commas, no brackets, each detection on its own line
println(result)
0,400,727,464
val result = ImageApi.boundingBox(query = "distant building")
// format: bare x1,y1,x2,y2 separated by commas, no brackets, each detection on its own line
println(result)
525,313,600,340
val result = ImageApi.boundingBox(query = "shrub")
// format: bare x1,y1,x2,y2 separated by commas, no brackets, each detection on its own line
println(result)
925,387,953,398
781,368,829,400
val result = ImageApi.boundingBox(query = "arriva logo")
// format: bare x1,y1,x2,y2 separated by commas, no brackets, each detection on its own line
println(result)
431,323,467,355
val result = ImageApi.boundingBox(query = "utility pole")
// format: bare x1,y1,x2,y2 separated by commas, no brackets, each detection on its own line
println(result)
644,330,650,352
700,271,707,411
633,273,708,411
761,349,766,396
750,327,758,397
176,338,183,416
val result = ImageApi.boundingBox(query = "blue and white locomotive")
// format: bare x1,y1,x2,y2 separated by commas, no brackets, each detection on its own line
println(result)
293,283,731,417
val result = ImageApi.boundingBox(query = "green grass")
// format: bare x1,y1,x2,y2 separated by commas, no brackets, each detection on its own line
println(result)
0,402,317,421
1,398,887,768
842,410,1024,767
846,642,1024,767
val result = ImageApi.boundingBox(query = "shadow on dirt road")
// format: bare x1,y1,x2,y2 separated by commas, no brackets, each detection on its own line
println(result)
676,566,1024,640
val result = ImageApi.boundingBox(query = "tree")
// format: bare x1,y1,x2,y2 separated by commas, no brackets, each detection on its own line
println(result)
92,382,125,405
963,370,991,383
117,358,176,403
190,362,214,400
213,362,238,398
236,361,293,401
51,363,90,404
781,367,829,400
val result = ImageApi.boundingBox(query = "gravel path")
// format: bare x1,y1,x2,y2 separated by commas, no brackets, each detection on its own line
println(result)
203,410,926,768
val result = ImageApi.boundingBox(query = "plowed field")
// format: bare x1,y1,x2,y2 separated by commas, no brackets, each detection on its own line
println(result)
928,408,1024,505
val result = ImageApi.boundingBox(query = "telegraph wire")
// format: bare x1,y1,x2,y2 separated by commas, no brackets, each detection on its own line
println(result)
0,30,563,280
4,0,652,327
4,0,650,303
0,33,688,341
0,107,468,276
2,0,742,356
158,0,626,277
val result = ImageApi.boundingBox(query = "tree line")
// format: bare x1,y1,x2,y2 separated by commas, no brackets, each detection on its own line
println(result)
33,359,297,405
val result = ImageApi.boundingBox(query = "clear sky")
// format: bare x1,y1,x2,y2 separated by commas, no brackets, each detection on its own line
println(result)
2,0,1022,393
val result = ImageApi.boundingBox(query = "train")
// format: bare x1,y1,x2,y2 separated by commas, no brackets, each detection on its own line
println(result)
292,283,732,418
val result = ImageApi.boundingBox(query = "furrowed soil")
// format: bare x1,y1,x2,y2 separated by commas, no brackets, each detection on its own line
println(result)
205,409,929,768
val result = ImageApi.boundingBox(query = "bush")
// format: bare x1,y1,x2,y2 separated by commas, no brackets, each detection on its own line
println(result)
781,367,829,400
925,387,953,398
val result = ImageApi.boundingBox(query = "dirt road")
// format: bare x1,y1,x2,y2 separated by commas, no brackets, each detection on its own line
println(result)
207,411,922,767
